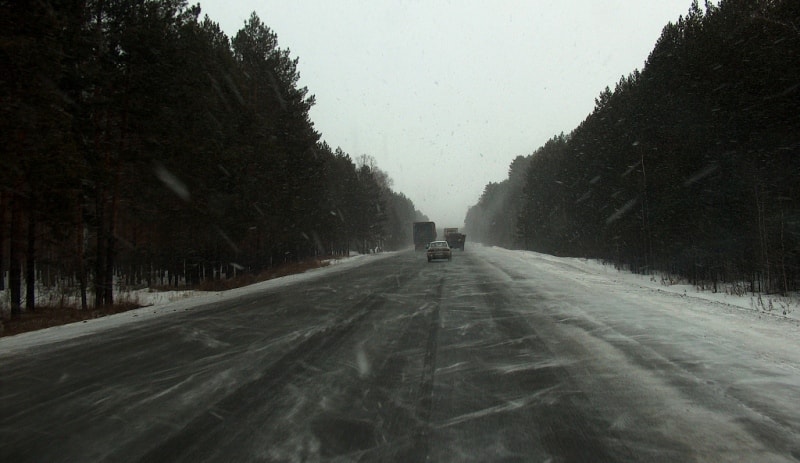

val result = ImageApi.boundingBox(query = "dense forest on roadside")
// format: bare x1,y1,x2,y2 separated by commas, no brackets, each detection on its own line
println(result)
465,0,800,294
1,0,426,316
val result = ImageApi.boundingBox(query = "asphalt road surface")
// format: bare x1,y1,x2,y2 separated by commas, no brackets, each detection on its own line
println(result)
1,249,799,462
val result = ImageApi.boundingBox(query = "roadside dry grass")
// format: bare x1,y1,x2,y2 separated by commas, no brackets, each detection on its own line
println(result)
1,259,330,338
1,301,142,337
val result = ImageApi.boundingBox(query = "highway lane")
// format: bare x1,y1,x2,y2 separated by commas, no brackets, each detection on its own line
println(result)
1,249,799,462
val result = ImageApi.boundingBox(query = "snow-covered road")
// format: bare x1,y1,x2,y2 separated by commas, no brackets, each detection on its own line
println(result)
1,245,798,461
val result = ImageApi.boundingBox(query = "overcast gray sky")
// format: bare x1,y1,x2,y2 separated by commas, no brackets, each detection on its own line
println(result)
198,0,694,228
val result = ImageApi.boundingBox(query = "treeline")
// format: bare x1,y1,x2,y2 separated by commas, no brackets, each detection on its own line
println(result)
466,0,800,294
0,0,425,315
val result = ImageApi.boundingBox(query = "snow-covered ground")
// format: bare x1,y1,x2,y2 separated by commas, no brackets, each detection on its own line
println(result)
486,245,799,322
2,246,798,356
469,245,800,459
478,246,800,383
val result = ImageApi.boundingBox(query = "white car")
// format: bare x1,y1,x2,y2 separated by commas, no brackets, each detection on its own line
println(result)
426,241,452,262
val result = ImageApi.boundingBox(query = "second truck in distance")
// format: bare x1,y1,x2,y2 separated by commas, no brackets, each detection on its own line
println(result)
444,227,466,251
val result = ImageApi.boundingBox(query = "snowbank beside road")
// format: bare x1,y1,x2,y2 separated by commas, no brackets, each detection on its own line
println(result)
0,253,395,354
481,245,799,323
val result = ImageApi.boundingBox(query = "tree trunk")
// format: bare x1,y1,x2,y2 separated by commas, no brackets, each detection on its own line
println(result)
77,197,88,311
0,191,5,292
25,208,35,311
104,225,116,306
9,195,23,317
101,63,131,307
103,157,120,306
754,183,770,292
780,207,788,295
94,183,106,308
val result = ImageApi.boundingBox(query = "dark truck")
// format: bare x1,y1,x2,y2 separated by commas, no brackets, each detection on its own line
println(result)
413,221,437,251
444,227,466,250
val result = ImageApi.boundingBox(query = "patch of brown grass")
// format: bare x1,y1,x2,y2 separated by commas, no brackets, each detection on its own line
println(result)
195,259,329,291
1,301,140,337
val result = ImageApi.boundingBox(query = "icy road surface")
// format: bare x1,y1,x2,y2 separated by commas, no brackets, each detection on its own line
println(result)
1,245,799,462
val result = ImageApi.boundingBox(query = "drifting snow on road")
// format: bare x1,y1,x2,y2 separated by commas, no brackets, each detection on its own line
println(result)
1,246,799,462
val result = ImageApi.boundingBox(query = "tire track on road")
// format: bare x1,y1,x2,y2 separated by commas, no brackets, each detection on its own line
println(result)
135,292,388,463
391,275,443,462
